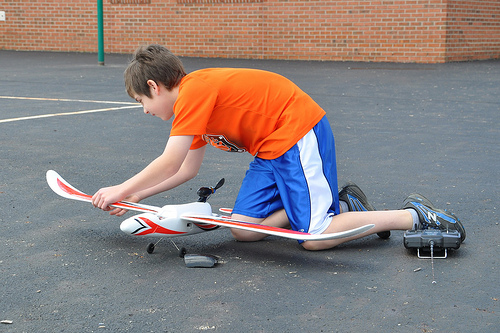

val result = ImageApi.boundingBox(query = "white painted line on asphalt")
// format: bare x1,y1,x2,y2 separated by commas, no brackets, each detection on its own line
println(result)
0,95,141,123
0,96,138,105
0,105,142,124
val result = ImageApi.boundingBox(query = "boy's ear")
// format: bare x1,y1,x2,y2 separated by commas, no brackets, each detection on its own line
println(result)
147,79,159,94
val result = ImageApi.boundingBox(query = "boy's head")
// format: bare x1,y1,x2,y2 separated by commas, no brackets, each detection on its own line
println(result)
124,44,186,99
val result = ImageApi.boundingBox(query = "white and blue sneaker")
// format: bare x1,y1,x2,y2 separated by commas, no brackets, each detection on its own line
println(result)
402,193,465,242
339,182,375,212
339,182,390,239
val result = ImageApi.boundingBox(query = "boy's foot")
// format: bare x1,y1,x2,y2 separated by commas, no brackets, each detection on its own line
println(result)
402,193,465,242
338,182,390,239
339,182,375,212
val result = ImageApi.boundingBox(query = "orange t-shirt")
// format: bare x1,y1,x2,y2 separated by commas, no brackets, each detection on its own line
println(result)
170,68,326,160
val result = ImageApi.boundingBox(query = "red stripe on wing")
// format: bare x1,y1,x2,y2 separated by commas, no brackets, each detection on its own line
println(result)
57,177,157,213
115,202,158,213
57,178,91,200
189,216,311,235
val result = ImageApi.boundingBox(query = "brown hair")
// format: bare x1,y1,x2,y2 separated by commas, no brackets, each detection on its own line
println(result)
124,44,186,98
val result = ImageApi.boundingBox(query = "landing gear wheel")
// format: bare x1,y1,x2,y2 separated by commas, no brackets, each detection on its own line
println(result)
147,243,155,254
377,231,391,239
179,247,187,258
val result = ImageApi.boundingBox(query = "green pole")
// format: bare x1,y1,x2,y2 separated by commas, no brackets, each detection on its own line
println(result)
97,0,104,66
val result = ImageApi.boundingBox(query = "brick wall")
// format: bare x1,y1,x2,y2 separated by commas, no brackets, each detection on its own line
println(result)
445,0,500,61
0,0,498,63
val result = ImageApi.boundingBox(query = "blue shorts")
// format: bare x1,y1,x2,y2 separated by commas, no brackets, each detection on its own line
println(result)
232,116,339,240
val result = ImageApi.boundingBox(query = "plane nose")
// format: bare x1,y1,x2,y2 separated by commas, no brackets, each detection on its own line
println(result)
120,214,152,235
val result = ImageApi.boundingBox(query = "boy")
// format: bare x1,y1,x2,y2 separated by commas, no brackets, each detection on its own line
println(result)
92,44,465,250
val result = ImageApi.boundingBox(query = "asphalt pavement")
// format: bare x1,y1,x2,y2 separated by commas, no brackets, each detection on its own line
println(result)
0,50,498,332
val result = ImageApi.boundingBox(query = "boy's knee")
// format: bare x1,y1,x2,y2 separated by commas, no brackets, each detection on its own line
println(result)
230,228,247,241
301,240,334,251
230,228,264,242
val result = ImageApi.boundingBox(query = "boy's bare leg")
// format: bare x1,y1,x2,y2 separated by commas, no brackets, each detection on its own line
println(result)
231,209,413,250
231,210,413,250
231,209,289,242
302,210,413,251
231,204,356,241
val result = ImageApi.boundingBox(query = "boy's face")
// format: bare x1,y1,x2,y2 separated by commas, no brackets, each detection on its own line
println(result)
134,80,178,121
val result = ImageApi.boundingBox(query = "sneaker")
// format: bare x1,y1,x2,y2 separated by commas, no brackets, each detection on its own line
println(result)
338,182,390,239
402,193,465,242
338,182,375,212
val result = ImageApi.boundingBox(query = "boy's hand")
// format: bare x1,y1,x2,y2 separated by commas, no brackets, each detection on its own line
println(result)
108,194,142,217
92,185,127,211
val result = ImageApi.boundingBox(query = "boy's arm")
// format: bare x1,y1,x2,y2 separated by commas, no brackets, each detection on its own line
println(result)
92,135,198,210
133,144,206,200
107,144,206,216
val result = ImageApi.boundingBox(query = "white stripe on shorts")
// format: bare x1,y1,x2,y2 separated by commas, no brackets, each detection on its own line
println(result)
296,129,334,235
